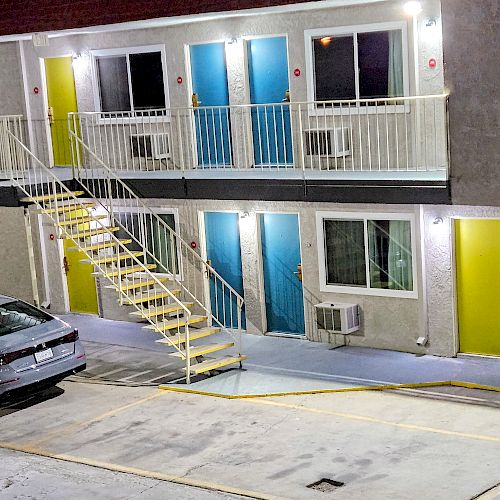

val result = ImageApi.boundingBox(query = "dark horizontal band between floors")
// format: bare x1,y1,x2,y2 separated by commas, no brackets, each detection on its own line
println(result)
0,178,451,206
124,178,451,204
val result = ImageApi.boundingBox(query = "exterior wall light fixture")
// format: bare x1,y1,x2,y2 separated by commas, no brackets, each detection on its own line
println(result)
403,1,422,16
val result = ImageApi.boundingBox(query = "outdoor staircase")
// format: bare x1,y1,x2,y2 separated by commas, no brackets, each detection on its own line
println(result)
1,116,246,384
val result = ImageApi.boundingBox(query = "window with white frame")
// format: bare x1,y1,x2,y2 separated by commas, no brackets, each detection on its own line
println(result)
317,212,416,297
114,209,180,276
305,23,408,103
93,46,167,113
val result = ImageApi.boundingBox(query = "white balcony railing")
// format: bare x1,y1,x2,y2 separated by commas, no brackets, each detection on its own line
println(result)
69,94,448,179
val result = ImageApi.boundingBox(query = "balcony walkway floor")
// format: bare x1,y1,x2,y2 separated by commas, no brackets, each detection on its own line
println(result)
0,166,447,185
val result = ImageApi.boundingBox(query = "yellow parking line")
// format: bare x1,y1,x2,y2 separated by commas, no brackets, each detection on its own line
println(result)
242,398,500,443
27,389,169,447
0,442,282,500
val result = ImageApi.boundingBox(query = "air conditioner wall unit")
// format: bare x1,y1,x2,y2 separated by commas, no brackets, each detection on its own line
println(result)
314,302,360,335
130,133,170,160
304,127,350,157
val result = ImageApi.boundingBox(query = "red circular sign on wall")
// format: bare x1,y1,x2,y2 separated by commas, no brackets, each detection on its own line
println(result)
190,241,197,249
33,87,39,94
428,58,437,69
177,76,183,84
49,233,55,240
294,68,301,77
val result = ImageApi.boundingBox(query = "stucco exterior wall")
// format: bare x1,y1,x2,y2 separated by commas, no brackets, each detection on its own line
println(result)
0,207,34,304
441,0,499,206
15,0,443,139
0,42,24,116
33,197,500,357
91,199,430,355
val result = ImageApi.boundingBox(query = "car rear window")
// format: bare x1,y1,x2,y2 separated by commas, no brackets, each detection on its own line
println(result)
0,301,52,336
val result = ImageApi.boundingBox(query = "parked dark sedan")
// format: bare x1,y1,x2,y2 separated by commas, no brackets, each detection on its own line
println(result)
0,295,86,399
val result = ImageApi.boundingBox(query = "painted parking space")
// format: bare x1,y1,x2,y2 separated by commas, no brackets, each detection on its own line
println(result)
1,381,499,500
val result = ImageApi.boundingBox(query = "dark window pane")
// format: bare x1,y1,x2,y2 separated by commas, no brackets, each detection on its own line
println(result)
97,56,131,112
0,300,50,336
129,52,166,110
324,219,366,286
313,36,355,101
358,31,403,99
368,220,413,291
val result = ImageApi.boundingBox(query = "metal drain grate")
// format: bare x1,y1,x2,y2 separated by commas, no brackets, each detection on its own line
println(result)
307,478,345,493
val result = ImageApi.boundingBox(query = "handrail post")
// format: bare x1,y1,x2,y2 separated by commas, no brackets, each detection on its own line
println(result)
237,296,242,358
185,312,191,385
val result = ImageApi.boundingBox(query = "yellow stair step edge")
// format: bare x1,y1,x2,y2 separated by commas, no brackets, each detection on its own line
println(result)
107,277,169,291
94,264,156,278
82,251,143,265
126,288,182,305
71,239,132,252
130,302,194,318
155,327,221,346
143,315,207,332
38,202,95,214
21,190,85,203
67,226,120,239
184,355,247,375
170,342,234,359
58,215,108,227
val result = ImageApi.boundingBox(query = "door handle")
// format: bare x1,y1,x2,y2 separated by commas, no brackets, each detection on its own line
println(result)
48,106,55,125
293,263,302,281
63,256,70,274
192,93,201,108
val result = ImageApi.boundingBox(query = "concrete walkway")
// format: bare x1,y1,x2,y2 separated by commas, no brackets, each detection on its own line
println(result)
62,314,500,395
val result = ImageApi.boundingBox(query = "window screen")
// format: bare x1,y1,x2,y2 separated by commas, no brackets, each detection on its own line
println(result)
97,56,131,112
358,31,390,99
311,28,404,101
96,50,166,112
129,52,166,110
313,36,356,101
324,219,366,286
322,217,413,292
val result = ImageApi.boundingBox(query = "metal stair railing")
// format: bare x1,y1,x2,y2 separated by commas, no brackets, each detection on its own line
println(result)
0,121,198,383
70,94,449,176
68,119,245,357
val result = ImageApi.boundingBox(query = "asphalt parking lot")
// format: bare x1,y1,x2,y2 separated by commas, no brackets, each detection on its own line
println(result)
1,374,499,500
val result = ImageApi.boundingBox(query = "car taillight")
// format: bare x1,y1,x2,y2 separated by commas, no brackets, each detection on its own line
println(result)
62,329,79,343
0,347,35,365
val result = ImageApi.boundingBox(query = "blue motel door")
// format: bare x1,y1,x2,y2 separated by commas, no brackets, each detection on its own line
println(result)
260,213,304,335
247,37,293,167
204,212,246,329
190,43,232,167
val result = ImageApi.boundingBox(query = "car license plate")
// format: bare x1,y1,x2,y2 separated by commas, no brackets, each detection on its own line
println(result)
35,348,53,363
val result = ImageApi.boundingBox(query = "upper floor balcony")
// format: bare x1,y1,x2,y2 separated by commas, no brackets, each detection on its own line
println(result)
1,0,449,196
68,94,448,182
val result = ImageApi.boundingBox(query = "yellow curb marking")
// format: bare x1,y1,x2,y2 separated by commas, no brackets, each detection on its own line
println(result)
27,389,169,447
0,442,282,500
159,380,500,399
240,398,500,443
450,381,500,393
159,380,452,399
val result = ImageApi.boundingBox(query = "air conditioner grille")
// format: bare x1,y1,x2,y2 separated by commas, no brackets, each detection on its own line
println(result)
130,133,170,160
304,127,350,157
314,302,360,335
